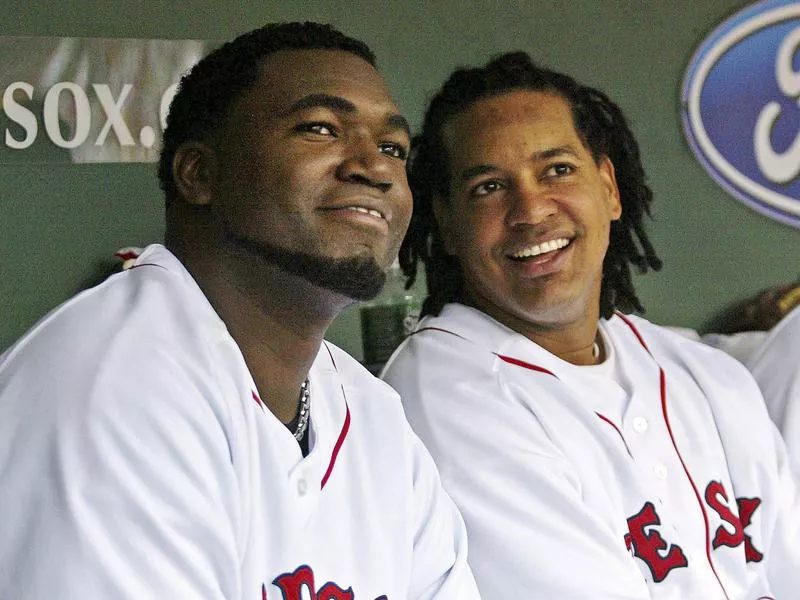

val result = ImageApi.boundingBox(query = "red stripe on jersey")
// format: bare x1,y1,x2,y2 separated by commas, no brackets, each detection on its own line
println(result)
413,326,556,378
321,402,350,490
495,353,557,378
411,326,468,340
126,262,167,271
615,312,651,353
595,412,632,457
659,368,730,600
251,390,264,411
620,315,731,600
320,342,352,490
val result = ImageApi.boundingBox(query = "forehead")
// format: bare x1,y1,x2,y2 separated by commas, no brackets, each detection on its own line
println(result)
241,48,397,116
441,91,585,164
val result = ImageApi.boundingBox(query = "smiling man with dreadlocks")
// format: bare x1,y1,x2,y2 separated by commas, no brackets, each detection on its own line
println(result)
382,52,800,599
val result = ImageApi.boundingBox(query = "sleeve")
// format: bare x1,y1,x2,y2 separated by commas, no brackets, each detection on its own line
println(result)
747,308,800,481
0,333,241,599
385,348,651,600
404,425,481,600
757,415,800,598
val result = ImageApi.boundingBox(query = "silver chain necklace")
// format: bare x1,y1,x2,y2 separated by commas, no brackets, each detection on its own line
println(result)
293,379,311,441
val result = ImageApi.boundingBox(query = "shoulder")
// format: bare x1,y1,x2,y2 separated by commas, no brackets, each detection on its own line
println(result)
3,244,220,369
611,314,773,430
382,306,562,465
609,313,770,419
0,247,239,518
748,304,800,371
383,303,505,385
381,305,506,439
610,313,752,374
0,245,232,438
747,306,800,422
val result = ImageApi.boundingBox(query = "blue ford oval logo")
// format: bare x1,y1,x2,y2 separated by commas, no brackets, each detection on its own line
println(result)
682,0,800,228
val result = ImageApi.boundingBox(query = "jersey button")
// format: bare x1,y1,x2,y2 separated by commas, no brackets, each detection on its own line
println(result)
632,417,648,433
297,478,308,496
653,463,668,480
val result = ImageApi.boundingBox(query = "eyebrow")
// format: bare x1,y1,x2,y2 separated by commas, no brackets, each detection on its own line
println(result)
283,93,356,116
283,92,411,138
387,114,412,139
457,145,582,183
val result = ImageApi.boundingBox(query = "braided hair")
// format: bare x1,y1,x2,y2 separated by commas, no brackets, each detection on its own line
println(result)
401,51,662,319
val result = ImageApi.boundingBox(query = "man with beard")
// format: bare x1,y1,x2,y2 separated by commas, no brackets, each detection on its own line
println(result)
0,23,477,600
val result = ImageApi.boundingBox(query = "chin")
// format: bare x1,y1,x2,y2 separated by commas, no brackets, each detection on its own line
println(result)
227,231,389,300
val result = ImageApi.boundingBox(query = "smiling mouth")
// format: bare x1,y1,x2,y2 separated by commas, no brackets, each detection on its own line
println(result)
344,205,384,219
508,237,571,260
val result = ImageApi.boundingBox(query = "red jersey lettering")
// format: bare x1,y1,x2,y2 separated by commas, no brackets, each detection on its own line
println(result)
273,565,315,600
705,480,745,549
704,481,764,563
737,496,764,563
267,565,382,599
626,501,688,582
318,583,354,600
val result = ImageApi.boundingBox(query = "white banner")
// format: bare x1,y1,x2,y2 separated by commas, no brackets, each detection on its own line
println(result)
0,36,210,163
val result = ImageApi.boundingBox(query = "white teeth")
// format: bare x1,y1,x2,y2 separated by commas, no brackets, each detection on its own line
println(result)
511,238,570,258
347,206,383,218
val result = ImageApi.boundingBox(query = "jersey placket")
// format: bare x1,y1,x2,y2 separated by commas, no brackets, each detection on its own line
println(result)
614,315,734,599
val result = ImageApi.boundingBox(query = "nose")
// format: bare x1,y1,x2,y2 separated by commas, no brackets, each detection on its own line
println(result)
507,179,557,227
336,133,393,193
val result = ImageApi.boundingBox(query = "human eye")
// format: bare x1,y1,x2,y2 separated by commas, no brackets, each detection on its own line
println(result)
378,141,409,160
295,121,338,137
542,162,575,178
470,180,504,197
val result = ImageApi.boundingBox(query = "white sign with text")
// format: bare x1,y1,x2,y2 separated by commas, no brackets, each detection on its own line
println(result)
0,37,209,163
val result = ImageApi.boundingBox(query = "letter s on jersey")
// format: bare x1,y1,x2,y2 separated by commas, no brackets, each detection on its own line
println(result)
705,480,764,563
705,480,745,549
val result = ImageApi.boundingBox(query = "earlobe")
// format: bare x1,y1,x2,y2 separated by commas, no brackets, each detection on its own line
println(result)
599,156,622,220
432,195,456,255
172,142,217,206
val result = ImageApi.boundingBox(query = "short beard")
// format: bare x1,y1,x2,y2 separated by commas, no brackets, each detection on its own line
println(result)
227,232,387,301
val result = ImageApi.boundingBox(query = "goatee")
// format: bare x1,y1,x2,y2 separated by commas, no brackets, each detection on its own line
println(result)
227,232,387,301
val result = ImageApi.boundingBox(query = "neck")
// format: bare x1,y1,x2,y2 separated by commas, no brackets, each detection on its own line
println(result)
541,331,603,365
169,231,349,423
524,319,603,366
464,290,604,366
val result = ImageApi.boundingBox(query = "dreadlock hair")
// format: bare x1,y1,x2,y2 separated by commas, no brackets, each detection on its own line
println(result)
157,22,375,204
401,51,662,320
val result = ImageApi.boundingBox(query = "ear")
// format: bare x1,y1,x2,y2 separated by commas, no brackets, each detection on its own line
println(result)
432,194,456,255
171,141,217,206
598,155,622,221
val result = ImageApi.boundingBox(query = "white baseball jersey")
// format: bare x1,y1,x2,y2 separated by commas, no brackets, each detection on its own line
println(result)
748,305,800,482
0,245,478,600
382,302,800,600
